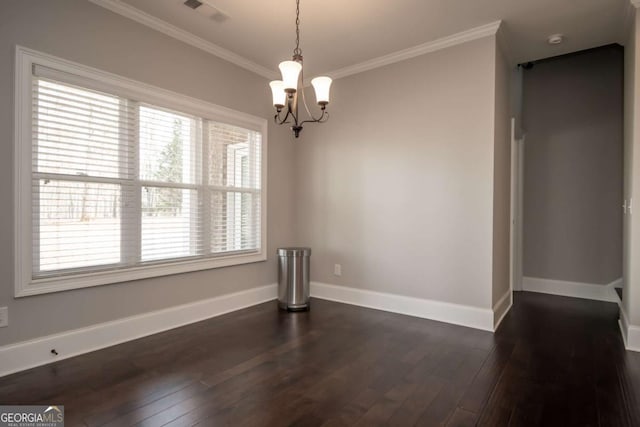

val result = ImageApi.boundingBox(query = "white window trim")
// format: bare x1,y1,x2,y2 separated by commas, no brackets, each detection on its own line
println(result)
14,46,268,298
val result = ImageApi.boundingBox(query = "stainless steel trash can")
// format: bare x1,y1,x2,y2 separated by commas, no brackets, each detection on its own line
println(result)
277,247,311,311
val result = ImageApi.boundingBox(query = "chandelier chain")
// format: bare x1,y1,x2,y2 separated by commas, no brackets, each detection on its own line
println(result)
294,0,302,57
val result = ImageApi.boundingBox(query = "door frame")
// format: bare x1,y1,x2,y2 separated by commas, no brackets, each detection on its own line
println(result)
510,118,524,292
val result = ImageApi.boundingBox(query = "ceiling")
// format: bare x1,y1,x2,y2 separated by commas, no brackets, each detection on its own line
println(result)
109,0,630,79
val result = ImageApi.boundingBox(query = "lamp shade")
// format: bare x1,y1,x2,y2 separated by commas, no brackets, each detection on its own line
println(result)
269,80,286,108
279,61,302,92
311,76,332,105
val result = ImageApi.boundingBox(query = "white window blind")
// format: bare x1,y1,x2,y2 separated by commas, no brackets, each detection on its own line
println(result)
18,54,266,294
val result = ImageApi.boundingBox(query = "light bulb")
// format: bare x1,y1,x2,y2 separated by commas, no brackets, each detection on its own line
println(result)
269,80,286,108
311,76,332,106
279,61,302,93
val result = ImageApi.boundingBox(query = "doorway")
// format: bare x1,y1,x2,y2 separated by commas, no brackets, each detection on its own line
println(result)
511,45,624,303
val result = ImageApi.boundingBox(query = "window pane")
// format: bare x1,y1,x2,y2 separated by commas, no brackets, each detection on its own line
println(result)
34,79,133,179
36,179,122,273
139,106,198,184
208,123,261,189
141,187,200,261
211,191,260,254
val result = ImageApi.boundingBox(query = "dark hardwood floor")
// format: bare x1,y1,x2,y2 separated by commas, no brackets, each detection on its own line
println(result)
1,292,639,426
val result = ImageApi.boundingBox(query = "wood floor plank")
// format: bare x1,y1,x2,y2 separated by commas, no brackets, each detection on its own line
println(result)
386,377,446,426
446,408,479,427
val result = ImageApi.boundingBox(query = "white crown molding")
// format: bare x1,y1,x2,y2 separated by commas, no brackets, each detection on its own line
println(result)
310,282,495,331
0,283,277,377
87,0,278,80
326,21,502,80
522,276,620,302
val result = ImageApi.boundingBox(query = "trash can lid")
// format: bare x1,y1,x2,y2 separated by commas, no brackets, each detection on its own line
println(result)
277,247,311,256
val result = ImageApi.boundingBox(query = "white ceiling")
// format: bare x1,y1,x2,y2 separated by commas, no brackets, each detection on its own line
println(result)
110,0,630,78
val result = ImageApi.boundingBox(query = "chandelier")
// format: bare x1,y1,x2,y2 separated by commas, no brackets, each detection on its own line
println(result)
269,0,332,138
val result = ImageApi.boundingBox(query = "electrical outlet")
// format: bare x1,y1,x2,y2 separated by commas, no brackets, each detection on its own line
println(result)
0,307,7,328
334,264,342,277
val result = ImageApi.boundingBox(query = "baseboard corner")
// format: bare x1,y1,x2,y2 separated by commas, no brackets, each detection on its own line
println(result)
619,308,640,353
493,289,512,331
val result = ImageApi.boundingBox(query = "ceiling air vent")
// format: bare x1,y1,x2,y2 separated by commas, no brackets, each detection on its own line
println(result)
184,0,203,9
183,0,229,22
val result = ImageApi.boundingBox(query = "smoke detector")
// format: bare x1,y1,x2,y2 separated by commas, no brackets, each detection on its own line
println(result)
183,0,229,22
547,34,564,45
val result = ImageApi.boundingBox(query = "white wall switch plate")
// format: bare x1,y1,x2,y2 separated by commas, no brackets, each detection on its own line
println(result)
0,307,8,328
334,264,342,276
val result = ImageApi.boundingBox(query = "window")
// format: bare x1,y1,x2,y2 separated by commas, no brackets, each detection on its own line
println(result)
15,47,267,296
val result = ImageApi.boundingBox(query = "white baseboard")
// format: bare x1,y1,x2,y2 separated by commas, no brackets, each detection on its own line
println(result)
522,276,619,302
619,307,640,352
493,289,512,330
310,282,494,332
0,283,277,377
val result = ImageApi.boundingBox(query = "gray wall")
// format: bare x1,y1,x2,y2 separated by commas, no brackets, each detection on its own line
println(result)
0,0,295,346
522,45,623,285
294,36,503,310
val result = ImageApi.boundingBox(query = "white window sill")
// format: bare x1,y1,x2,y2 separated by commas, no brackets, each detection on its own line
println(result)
16,251,267,297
